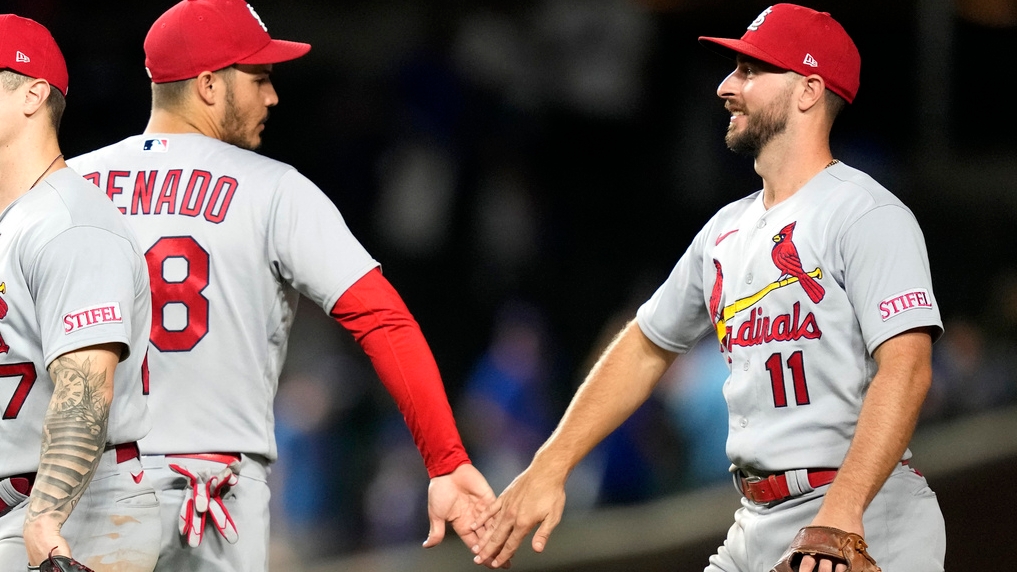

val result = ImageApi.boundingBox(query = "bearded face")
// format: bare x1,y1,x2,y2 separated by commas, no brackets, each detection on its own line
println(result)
725,78,794,157
219,80,265,151
217,65,275,151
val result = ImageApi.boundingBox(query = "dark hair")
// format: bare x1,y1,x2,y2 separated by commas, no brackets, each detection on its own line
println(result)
151,77,193,110
151,65,236,110
0,69,66,132
825,89,847,121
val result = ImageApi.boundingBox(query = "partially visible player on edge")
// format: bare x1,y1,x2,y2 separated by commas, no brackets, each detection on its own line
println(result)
66,0,502,570
0,13,159,571
470,4,945,572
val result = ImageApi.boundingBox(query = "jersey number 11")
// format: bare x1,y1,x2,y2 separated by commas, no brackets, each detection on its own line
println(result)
765,350,811,407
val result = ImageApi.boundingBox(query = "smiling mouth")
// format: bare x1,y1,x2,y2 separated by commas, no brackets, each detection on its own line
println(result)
724,103,745,120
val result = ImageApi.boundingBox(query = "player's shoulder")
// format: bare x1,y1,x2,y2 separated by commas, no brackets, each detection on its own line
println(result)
47,168,133,224
21,168,135,240
824,162,908,210
70,133,298,177
708,191,760,227
67,134,149,167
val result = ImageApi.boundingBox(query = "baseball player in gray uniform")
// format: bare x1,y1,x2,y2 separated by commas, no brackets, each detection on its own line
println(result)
67,1,501,570
470,5,945,572
0,14,160,571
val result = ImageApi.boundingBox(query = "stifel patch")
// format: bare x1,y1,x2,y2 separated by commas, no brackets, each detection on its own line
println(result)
879,288,932,321
64,302,123,334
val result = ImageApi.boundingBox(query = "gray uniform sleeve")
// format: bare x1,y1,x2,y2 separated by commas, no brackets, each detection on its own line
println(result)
841,204,943,354
268,169,379,311
636,226,714,354
28,227,138,367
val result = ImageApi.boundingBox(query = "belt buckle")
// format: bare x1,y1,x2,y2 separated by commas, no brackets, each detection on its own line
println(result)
739,473,765,503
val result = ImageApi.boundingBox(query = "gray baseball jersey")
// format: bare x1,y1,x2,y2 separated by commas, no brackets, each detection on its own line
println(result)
0,168,152,475
68,133,379,461
636,162,942,472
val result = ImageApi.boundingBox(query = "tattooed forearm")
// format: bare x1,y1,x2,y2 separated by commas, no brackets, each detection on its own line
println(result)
25,352,114,526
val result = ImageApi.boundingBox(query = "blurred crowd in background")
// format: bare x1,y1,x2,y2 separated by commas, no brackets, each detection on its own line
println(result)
8,0,1016,564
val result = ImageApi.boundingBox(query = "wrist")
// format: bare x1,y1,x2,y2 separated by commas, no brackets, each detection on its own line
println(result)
23,515,60,537
531,446,575,483
811,503,864,536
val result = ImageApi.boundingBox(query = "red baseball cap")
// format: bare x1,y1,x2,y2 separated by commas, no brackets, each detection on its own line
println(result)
699,4,860,103
0,14,69,96
144,0,311,83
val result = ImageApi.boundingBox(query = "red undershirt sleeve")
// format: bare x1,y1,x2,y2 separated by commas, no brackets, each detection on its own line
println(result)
330,268,470,478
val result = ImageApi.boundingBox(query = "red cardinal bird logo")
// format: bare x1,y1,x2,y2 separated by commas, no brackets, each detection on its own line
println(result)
709,259,724,325
771,222,825,303
0,282,8,354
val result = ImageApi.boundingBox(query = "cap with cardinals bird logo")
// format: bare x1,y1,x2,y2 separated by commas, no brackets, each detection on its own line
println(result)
698,3,861,103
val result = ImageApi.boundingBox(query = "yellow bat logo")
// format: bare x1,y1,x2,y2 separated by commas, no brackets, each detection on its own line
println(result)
716,268,823,343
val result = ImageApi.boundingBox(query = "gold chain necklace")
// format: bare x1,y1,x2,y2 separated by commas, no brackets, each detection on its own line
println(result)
826,159,840,168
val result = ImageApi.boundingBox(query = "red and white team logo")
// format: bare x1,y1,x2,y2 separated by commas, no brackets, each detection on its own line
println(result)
711,220,826,350
247,4,268,31
63,302,123,334
747,6,772,31
0,282,8,354
0,282,8,320
771,222,824,303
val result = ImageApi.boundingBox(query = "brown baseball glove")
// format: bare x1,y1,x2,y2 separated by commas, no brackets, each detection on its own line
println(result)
771,526,881,572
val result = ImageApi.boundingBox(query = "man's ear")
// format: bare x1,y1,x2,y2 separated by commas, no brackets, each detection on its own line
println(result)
193,70,223,106
798,74,826,112
22,78,52,117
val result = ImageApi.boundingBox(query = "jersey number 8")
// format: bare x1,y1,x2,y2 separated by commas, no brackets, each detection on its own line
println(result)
146,236,210,352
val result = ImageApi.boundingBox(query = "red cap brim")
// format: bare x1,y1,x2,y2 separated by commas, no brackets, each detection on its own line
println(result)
235,39,310,66
698,36,794,74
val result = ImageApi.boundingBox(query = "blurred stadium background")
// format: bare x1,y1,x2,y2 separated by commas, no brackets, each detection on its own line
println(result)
8,0,1015,569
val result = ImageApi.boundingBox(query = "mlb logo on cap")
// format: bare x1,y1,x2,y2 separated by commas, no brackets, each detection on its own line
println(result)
143,138,170,152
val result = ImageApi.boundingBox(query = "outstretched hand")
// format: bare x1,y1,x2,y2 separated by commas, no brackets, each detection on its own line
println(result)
469,461,567,569
423,463,508,568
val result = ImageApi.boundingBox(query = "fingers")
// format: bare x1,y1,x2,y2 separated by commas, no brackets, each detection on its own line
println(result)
473,512,534,569
477,529,520,569
423,516,446,549
799,555,844,572
425,466,496,550
470,497,502,533
450,517,483,550
531,515,560,553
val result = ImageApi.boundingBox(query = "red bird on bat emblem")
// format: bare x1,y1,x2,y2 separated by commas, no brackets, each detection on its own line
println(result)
771,222,825,303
